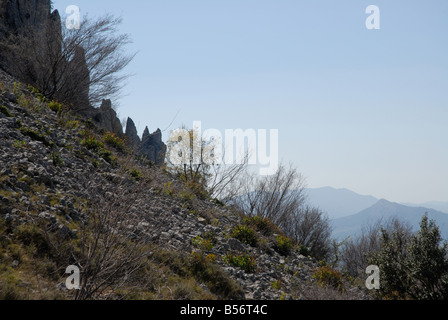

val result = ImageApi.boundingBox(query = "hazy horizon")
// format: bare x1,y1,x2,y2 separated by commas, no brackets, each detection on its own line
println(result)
53,0,448,204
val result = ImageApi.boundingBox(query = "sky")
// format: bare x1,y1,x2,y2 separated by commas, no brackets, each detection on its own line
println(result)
52,0,448,204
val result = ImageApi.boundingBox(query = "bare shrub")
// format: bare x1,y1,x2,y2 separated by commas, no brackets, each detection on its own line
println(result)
231,163,333,260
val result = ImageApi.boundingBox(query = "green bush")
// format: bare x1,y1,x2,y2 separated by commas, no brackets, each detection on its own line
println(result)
103,132,126,152
369,215,448,300
81,136,104,152
48,101,63,113
231,225,258,247
0,105,12,117
191,236,214,252
129,169,143,181
274,235,294,256
28,85,46,102
297,244,310,257
190,251,244,299
224,252,257,273
242,216,279,236
312,265,344,292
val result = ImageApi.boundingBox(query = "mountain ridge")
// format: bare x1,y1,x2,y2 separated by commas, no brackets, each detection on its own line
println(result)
331,198,448,240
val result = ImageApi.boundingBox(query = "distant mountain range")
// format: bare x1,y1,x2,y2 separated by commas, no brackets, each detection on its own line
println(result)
305,187,448,241
304,187,378,219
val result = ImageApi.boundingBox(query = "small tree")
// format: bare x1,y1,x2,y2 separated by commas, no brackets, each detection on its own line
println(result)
166,125,248,199
340,217,413,279
370,214,448,300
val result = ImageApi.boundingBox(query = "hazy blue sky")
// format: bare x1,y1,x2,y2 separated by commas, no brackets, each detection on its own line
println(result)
52,0,448,203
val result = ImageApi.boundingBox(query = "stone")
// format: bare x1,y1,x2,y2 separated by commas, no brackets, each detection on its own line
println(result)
228,238,245,252
0,0,61,76
125,117,140,151
140,126,167,165
90,99,123,137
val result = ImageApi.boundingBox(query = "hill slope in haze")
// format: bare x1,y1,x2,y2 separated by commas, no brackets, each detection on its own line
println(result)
305,187,378,219
331,199,448,240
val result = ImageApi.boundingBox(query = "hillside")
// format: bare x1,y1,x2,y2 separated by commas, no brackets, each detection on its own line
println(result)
0,69,370,300
305,187,378,219
331,199,448,240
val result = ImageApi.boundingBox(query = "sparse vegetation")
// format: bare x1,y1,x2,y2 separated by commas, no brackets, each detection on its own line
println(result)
103,132,126,152
312,265,344,292
274,235,294,256
224,252,257,274
0,105,12,117
231,225,258,247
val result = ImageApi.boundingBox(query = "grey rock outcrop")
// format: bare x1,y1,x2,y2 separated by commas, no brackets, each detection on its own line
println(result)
124,120,167,165
0,0,166,166
90,99,123,137
141,127,166,166
125,117,140,151
0,0,61,73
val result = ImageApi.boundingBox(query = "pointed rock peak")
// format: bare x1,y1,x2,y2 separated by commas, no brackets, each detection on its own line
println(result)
125,117,138,135
142,126,150,140
126,117,136,130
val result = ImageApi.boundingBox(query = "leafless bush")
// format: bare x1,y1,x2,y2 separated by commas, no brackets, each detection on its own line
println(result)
42,173,153,300
231,163,333,260
285,206,333,260
232,163,306,227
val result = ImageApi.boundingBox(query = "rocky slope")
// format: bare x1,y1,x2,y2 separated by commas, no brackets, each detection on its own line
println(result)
0,68,371,300
0,0,166,166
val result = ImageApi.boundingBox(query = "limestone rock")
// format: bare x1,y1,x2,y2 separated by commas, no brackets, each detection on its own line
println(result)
91,99,123,137
140,126,166,165
125,117,140,151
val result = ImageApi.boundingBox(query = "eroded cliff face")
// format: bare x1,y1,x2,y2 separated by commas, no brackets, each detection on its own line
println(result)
0,0,61,70
0,0,166,165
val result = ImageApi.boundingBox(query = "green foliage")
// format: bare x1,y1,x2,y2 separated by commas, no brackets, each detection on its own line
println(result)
191,236,214,252
161,181,175,197
231,225,258,247
80,134,117,166
190,251,244,299
28,85,47,103
242,216,279,237
312,265,344,292
12,140,27,149
48,101,63,113
13,82,22,96
369,214,448,300
274,235,294,256
103,132,126,152
81,136,104,152
129,169,143,181
14,224,52,259
51,151,65,167
297,244,310,257
0,105,12,117
224,252,257,273
99,148,117,166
